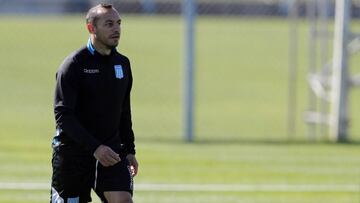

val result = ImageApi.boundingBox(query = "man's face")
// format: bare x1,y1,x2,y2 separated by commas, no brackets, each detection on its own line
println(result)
93,9,121,49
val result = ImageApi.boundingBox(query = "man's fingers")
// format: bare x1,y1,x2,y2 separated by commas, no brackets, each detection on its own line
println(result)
130,165,138,176
100,156,118,167
125,154,139,176
130,161,138,176
105,155,120,164
102,146,120,162
101,153,120,166
108,150,121,162
94,145,121,167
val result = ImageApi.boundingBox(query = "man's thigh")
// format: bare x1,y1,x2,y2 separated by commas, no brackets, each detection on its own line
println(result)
51,148,95,203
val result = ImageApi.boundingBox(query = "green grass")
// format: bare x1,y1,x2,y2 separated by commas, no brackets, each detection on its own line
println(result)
1,142,360,202
1,15,360,202
0,190,357,203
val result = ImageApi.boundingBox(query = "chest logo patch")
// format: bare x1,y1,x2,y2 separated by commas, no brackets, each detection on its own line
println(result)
114,65,124,79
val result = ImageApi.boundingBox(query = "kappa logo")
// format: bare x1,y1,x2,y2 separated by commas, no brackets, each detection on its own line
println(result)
83,68,100,74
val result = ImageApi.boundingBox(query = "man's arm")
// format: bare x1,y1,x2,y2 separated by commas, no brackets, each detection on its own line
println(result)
54,57,101,153
119,59,136,155
120,59,138,175
121,91,138,175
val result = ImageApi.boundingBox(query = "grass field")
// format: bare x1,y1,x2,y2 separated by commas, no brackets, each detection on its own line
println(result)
0,15,360,202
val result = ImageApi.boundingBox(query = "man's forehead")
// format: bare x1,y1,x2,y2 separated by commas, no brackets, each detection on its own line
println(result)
97,9,121,21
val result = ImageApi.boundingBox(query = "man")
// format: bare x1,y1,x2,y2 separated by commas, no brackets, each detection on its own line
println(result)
51,4,138,203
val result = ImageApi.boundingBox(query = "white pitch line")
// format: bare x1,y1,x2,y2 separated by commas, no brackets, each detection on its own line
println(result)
0,182,359,192
0,182,49,190
136,183,360,192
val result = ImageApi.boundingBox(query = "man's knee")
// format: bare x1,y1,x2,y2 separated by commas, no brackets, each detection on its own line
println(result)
115,197,132,203
108,198,132,203
109,199,132,203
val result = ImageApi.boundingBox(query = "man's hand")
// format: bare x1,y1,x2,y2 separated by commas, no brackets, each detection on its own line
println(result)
126,154,139,177
93,145,121,167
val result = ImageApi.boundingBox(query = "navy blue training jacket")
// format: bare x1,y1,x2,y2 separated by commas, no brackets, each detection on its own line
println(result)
53,40,135,155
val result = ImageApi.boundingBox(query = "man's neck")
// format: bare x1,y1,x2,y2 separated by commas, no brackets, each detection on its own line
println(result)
90,37,111,56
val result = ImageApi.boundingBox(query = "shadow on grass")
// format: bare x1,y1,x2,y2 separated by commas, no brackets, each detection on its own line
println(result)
137,136,360,146
195,138,360,146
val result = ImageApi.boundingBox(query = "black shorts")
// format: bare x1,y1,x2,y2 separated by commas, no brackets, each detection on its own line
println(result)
51,145,133,203
94,158,134,201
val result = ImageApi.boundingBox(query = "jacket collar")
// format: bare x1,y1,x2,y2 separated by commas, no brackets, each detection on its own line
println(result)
87,38,117,56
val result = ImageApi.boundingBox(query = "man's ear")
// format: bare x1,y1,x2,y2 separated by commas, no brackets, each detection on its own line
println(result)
87,23,95,33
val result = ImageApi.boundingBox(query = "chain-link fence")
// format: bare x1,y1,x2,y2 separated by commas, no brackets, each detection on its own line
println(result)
2,0,360,17
2,0,360,142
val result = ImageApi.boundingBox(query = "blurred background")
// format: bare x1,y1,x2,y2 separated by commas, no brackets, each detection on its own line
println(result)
1,0,360,202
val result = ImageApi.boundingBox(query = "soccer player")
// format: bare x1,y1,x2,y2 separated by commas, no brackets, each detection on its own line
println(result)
51,4,138,203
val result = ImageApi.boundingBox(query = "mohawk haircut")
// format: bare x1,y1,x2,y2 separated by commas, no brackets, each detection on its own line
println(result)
86,3,114,25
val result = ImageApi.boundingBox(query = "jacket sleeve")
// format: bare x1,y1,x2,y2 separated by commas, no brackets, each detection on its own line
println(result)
54,57,101,153
119,59,136,155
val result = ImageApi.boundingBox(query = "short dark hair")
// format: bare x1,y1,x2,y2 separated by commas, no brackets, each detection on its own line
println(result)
86,4,114,25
